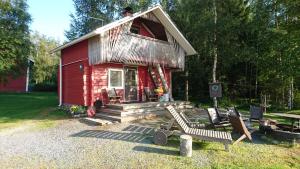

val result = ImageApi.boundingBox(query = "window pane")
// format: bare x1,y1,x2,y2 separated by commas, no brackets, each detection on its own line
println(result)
110,70,122,87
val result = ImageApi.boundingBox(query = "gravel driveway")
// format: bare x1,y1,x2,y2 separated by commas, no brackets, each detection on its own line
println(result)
0,118,209,169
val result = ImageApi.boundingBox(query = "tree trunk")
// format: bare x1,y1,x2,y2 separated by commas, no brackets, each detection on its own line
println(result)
288,77,294,110
185,70,189,101
212,0,218,107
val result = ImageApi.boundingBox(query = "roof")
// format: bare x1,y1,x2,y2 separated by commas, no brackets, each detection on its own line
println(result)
51,5,197,56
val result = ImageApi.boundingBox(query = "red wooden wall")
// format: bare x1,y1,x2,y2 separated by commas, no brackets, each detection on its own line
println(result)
60,40,90,106
0,75,27,92
132,19,154,38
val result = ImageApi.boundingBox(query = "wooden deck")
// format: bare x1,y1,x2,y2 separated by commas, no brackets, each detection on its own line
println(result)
95,101,192,123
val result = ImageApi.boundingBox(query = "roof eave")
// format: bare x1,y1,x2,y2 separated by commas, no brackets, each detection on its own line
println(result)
50,5,197,56
50,31,97,53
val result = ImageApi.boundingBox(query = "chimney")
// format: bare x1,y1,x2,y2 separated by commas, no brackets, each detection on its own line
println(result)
122,6,133,17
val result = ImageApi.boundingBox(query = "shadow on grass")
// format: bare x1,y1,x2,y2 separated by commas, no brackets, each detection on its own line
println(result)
132,146,179,156
122,124,155,135
78,118,101,126
230,130,297,148
70,129,153,144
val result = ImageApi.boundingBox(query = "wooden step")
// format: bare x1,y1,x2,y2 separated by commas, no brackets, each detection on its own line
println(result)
106,101,191,111
95,110,166,123
100,107,167,117
81,117,115,126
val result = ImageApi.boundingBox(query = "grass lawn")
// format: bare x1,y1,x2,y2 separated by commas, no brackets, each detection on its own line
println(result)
0,92,67,131
158,137,300,169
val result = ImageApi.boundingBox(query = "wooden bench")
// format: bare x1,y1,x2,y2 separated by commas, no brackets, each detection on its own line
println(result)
154,105,232,151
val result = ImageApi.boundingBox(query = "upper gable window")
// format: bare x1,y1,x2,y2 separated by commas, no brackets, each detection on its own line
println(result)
130,26,140,34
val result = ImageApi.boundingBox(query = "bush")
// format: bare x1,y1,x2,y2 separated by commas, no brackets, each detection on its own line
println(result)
58,104,87,116
294,91,300,109
31,83,57,92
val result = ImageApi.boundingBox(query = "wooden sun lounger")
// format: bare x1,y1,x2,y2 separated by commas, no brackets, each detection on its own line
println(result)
154,105,232,151
228,115,254,145
179,111,205,129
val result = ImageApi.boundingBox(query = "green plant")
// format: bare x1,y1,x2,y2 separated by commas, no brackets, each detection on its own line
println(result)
70,105,79,113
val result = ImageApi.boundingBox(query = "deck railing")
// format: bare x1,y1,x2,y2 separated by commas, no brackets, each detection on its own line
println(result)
88,32,185,69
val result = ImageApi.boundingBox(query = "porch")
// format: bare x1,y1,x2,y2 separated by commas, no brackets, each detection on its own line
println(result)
93,101,192,124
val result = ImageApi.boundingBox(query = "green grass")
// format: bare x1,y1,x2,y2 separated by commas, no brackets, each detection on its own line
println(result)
0,92,67,130
163,135,299,169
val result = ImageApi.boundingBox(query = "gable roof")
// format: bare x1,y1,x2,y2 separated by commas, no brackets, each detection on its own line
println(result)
52,5,197,56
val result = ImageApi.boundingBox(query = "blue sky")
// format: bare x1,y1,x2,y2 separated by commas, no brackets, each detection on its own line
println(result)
28,0,74,43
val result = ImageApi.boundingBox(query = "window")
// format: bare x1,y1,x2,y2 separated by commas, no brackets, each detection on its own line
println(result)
130,26,140,34
108,69,123,89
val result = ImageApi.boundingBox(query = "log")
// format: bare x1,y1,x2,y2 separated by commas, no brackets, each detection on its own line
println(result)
180,135,192,157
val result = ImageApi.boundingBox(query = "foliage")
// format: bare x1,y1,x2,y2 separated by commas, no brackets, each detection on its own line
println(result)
0,0,31,83
59,104,87,115
30,32,60,86
31,82,57,92
167,0,299,110
65,0,156,41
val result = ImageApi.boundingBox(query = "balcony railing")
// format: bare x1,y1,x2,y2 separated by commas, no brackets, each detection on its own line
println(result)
88,32,185,69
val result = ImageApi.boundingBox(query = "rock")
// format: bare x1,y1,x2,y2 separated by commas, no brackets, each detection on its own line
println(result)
180,135,192,157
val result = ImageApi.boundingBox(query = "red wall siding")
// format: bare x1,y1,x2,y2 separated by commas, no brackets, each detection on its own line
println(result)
0,75,26,92
132,20,154,38
92,63,124,105
61,40,90,106
90,64,171,104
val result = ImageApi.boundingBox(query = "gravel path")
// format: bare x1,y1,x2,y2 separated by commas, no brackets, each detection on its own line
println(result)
0,118,209,169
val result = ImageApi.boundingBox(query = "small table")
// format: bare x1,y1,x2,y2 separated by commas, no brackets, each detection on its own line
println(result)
273,113,300,132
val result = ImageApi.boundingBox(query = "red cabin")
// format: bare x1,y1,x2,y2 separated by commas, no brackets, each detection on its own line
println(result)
52,6,196,107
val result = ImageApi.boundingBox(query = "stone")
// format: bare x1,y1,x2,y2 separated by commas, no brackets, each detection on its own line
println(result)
180,135,192,157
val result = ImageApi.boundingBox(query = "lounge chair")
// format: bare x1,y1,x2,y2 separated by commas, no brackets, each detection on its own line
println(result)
154,105,232,151
206,108,231,130
179,111,205,129
228,115,254,145
144,87,158,102
227,107,249,121
249,105,263,122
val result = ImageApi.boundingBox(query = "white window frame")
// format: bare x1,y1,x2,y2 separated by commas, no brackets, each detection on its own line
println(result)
108,68,124,89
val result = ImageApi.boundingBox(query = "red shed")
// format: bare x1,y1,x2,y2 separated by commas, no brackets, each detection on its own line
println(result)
52,5,196,107
0,59,33,92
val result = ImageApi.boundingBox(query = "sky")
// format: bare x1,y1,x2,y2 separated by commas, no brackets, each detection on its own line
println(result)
28,0,75,43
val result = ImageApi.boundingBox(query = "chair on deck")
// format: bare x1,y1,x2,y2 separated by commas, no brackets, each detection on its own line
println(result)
206,108,231,130
249,105,264,122
154,105,232,151
144,87,158,102
228,115,254,145
107,88,121,104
